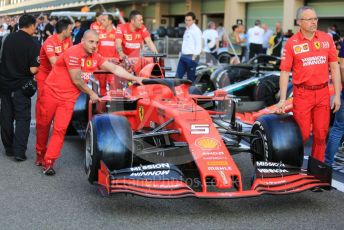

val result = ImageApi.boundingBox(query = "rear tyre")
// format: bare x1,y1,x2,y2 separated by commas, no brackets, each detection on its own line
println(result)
194,67,215,94
218,52,231,64
85,114,133,184
253,75,280,106
251,114,304,167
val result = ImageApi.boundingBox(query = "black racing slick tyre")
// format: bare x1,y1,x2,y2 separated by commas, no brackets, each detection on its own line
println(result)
85,114,133,184
251,114,304,167
211,64,252,89
194,67,215,94
166,26,176,37
217,52,231,64
66,93,89,137
157,26,167,37
253,74,280,106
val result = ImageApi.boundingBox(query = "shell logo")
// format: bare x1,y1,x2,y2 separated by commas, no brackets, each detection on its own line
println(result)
195,137,219,150
294,46,302,53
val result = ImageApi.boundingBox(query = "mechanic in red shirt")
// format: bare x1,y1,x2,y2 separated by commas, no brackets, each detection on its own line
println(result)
96,14,118,96
90,12,103,33
36,30,143,175
277,6,341,162
115,10,158,59
35,19,73,126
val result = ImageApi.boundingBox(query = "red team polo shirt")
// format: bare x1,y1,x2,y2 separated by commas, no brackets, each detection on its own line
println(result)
116,23,150,57
98,28,118,58
90,21,103,33
44,43,105,102
280,30,337,85
37,34,73,78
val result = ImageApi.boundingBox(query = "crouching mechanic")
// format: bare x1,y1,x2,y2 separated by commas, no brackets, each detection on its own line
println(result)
36,30,143,175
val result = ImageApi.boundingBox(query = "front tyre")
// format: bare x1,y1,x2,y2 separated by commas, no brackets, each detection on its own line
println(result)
250,114,304,167
85,114,133,184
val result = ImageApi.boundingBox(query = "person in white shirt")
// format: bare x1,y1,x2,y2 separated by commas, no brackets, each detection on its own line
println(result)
217,22,225,47
262,23,273,54
247,19,264,59
202,21,219,66
175,12,202,83
0,24,8,37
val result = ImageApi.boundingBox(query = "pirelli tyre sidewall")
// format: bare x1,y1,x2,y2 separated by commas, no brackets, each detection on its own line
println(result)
85,114,133,184
251,114,304,167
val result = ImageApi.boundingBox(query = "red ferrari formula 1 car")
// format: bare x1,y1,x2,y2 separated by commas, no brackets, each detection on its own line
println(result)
68,54,332,198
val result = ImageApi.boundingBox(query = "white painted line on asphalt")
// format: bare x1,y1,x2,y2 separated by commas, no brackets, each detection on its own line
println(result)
332,179,344,192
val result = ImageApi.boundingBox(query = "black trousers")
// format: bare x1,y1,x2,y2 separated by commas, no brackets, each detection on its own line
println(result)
0,89,31,157
249,43,263,59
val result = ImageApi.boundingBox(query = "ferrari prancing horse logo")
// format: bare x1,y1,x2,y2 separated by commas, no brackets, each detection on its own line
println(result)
86,60,92,67
139,106,144,121
314,41,321,50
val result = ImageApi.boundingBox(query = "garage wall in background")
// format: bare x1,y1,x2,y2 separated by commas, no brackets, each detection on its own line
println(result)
307,0,344,17
246,0,283,30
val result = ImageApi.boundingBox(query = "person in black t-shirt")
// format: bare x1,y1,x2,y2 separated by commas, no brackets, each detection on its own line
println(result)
0,14,40,161
43,16,57,41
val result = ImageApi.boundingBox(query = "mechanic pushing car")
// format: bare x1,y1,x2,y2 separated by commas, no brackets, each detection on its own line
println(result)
35,19,73,144
36,30,144,175
115,10,158,59
276,6,341,162
95,14,118,96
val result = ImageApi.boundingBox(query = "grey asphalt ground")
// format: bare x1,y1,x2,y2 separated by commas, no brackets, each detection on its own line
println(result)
1,129,344,230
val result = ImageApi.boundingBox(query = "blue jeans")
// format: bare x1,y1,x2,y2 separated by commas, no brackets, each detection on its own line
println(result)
175,55,199,83
325,92,344,165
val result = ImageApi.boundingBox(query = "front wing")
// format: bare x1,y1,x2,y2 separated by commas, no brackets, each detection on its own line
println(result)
96,157,331,199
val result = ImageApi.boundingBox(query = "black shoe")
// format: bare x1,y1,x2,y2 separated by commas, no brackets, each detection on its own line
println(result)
14,155,27,162
42,167,55,176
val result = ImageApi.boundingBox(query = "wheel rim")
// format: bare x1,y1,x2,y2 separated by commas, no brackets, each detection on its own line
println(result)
85,123,93,176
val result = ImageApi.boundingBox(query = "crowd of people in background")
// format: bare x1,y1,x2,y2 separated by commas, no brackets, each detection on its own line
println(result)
201,18,342,66
1,13,342,65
